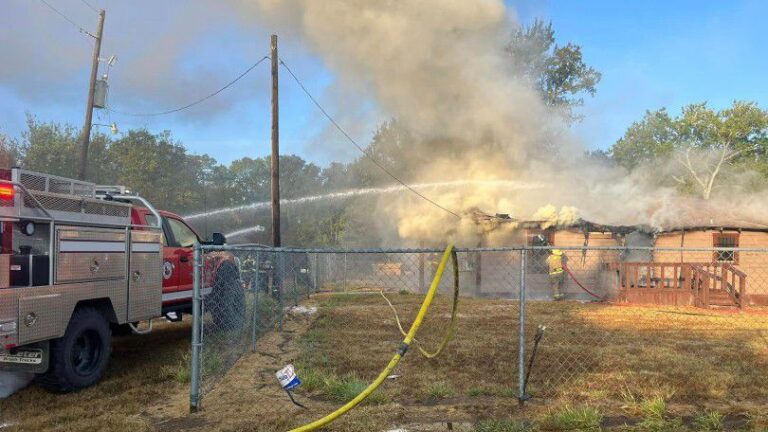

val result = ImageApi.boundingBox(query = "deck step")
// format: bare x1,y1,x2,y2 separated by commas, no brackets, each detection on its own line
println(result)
707,290,738,306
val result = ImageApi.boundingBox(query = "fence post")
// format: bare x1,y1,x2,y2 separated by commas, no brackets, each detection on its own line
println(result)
306,252,312,299
313,253,319,294
343,252,348,292
518,248,527,406
190,242,203,412
418,250,425,293
252,252,261,353
294,272,299,306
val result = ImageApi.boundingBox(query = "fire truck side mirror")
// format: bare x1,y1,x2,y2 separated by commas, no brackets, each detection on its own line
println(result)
211,232,226,246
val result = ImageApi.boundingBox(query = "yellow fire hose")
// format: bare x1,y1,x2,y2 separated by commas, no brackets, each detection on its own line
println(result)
287,244,457,432
380,249,459,358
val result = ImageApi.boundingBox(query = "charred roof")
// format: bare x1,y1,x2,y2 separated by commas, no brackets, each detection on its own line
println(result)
471,210,768,235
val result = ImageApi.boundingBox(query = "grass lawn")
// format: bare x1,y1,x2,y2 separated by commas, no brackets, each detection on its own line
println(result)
280,293,768,431
2,292,767,431
166,292,768,431
0,320,192,432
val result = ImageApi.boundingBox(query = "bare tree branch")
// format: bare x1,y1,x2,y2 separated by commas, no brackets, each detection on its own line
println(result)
676,148,707,190
704,141,732,199
671,175,686,185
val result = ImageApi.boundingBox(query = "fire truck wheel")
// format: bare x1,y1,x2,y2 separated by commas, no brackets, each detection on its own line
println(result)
37,306,112,393
210,263,245,332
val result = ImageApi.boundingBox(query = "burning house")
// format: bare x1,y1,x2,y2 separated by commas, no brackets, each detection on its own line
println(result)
468,210,768,308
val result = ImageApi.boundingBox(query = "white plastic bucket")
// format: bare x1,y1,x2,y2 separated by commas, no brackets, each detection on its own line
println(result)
276,364,301,391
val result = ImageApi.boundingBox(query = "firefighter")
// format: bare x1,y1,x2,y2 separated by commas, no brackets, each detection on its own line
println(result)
546,249,567,300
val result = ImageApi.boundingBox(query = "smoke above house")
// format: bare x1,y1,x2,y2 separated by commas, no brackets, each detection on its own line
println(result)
222,0,768,247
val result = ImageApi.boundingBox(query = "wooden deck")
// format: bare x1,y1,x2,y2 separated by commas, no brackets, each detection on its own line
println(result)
618,262,748,309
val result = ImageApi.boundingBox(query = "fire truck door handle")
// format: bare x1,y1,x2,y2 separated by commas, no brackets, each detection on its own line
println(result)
179,255,190,263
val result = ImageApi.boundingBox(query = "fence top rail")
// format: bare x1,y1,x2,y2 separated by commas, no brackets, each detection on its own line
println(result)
198,244,768,254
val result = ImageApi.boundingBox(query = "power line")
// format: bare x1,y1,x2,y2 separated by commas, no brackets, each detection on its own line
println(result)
279,58,462,219
107,56,270,117
79,0,99,14
37,0,95,37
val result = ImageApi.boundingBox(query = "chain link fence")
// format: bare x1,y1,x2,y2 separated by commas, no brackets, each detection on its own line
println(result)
189,245,768,411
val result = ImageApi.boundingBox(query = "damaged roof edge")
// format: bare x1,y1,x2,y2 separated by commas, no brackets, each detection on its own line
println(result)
472,211,768,234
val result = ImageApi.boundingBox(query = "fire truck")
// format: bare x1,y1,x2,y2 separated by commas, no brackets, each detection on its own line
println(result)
0,168,241,392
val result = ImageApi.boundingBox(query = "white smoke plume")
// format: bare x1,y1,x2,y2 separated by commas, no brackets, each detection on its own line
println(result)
224,0,768,247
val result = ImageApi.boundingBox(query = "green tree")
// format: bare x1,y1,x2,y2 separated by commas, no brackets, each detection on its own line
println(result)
279,154,323,198
348,119,422,187
0,132,20,169
108,130,198,211
288,208,348,247
611,101,768,199
507,20,602,121
19,115,113,183
5,116,367,246
321,162,353,190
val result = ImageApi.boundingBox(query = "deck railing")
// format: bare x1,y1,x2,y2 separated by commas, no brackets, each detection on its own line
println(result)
619,262,747,309
620,262,694,290
690,263,747,309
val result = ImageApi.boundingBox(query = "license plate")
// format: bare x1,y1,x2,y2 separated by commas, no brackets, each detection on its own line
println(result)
0,349,43,365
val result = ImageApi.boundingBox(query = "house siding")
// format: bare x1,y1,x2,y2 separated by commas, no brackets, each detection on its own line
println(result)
654,230,768,304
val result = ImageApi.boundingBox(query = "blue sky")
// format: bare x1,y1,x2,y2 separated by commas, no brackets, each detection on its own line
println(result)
531,0,768,152
1,0,766,166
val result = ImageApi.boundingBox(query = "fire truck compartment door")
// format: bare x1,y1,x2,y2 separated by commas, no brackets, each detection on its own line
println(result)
127,231,162,321
18,294,64,344
56,228,127,283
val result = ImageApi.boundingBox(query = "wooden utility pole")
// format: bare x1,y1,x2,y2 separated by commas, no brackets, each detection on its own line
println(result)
270,34,281,247
77,9,105,180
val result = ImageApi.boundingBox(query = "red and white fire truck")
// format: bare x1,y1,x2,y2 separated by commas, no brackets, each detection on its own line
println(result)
0,168,241,392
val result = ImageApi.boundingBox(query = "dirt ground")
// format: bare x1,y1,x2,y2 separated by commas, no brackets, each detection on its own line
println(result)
2,293,768,431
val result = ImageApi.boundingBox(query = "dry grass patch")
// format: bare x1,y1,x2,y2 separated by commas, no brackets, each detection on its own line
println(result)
296,294,768,404
285,292,768,430
7,292,766,431
0,319,192,431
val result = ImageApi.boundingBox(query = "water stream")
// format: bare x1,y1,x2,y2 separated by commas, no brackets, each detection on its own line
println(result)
183,179,542,239
186,179,542,221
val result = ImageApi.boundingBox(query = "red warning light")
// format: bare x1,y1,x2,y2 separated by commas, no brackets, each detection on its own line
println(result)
0,185,14,199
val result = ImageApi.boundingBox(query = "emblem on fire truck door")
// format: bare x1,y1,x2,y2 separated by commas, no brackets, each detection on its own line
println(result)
163,261,174,280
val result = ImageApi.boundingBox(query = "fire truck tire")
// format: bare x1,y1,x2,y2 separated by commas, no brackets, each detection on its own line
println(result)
210,263,245,331
37,307,112,393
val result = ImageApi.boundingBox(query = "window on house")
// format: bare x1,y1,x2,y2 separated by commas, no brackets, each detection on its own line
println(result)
527,229,554,247
713,233,739,263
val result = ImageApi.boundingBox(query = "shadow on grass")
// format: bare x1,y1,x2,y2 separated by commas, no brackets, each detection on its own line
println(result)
521,301,768,403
